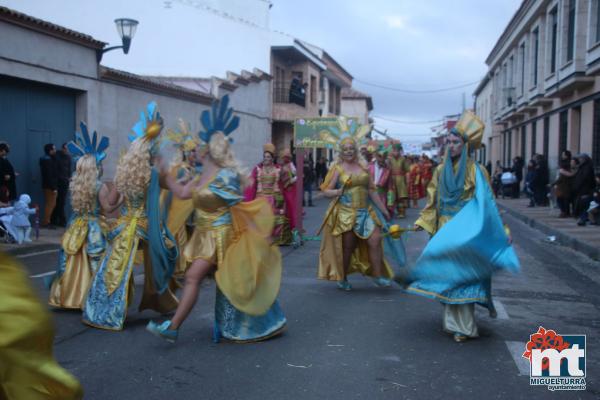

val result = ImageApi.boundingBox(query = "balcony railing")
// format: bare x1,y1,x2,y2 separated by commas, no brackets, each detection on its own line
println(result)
273,80,306,107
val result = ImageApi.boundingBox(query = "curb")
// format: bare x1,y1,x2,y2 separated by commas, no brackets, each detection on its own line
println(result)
497,203,600,261
2,243,61,257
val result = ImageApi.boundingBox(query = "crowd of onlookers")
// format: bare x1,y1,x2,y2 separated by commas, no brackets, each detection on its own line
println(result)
491,152,599,227
0,141,72,242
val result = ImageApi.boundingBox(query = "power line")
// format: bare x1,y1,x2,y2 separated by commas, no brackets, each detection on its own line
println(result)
354,78,479,93
373,115,444,124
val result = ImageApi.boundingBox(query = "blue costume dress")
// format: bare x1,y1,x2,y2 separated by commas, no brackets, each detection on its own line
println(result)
49,182,107,309
184,168,286,342
406,155,520,337
83,170,179,330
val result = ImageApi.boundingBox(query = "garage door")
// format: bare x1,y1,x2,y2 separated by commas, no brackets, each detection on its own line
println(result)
0,75,76,211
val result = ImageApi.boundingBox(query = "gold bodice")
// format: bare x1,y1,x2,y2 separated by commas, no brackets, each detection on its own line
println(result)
338,167,370,209
257,165,281,195
192,183,229,230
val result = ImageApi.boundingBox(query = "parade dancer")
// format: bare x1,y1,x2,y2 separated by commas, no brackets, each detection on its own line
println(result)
147,95,286,343
49,123,111,310
279,148,300,242
1,252,83,400
389,142,409,217
317,117,405,291
402,110,519,342
245,143,292,245
83,102,179,331
161,121,201,277
408,156,423,208
368,142,394,216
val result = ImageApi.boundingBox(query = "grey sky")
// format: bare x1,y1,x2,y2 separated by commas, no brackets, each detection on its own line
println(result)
2,0,522,143
269,0,522,143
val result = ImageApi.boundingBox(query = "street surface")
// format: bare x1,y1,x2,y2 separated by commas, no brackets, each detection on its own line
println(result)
18,196,600,399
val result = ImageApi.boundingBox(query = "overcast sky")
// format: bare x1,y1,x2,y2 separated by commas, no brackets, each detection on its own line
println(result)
269,0,522,143
3,0,522,143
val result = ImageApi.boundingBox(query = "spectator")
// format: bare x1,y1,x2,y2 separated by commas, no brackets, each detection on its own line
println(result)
533,154,549,206
525,159,537,207
492,162,503,198
0,142,17,202
485,161,492,177
511,156,524,198
315,156,328,187
552,150,575,217
302,156,315,207
39,143,59,228
587,173,600,225
572,154,596,226
51,143,72,227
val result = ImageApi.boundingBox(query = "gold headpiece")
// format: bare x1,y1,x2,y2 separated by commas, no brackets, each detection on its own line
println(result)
164,119,200,152
317,116,371,149
453,110,484,149
263,143,276,154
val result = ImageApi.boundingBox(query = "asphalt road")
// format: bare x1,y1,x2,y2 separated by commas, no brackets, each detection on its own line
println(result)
17,195,600,400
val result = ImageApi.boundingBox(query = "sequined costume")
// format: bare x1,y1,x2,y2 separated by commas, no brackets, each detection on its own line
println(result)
403,110,520,339
49,123,109,310
185,168,286,341
318,164,401,281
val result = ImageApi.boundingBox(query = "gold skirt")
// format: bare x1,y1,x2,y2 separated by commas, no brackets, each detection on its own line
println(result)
183,224,233,267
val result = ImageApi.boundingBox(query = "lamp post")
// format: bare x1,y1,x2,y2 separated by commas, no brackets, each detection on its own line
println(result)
96,18,139,62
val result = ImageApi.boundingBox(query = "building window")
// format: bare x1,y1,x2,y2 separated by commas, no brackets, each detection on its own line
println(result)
532,28,539,86
594,99,600,172
531,121,537,156
520,43,526,95
310,75,316,104
543,116,550,158
521,125,526,160
550,6,558,74
566,0,576,62
559,110,568,156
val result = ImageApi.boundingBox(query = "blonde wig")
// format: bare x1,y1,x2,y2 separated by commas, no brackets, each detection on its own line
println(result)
69,154,99,214
207,132,248,187
115,138,152,200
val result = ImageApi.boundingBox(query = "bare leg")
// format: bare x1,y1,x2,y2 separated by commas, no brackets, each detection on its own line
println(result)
341,231,357,280
169,258,214,330
366,227,384,277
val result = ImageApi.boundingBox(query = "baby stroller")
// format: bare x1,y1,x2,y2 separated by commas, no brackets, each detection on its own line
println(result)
0,209,15,243
500,171,516,199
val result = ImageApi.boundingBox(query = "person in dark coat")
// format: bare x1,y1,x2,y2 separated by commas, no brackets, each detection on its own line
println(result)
51,143,72,227
303,156,315,207
524,159,537,207
0,142,17,203
572,154,596,225
533,154,549,206
511,156,524,198
39,143,59,228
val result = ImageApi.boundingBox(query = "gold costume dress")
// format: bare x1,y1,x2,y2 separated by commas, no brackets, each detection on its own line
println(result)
318,164,395,281
184,168,287,341
0,253,83,400
49,184,107,309
389,156,410,215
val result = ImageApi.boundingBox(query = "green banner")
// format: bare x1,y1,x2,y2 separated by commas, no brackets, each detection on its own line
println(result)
294,117,360,148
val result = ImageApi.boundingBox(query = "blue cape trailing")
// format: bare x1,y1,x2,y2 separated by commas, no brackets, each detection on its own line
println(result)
404,164,519,305
146,168,178,294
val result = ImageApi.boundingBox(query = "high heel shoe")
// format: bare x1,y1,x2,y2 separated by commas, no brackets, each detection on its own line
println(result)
146,320,178,343
336,280,352,291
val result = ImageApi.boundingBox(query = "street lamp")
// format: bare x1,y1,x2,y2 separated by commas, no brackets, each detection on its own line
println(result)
96,18,139,62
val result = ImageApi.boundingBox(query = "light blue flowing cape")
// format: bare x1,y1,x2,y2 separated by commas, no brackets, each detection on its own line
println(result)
404,164,519,305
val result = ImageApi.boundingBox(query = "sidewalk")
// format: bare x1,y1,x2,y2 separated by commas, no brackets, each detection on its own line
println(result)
0,226,64,256
496,197,600,260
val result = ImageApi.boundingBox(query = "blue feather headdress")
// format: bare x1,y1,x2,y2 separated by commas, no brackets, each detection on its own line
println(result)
67,121,110,165
198,95,240,144
129,101,164,144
